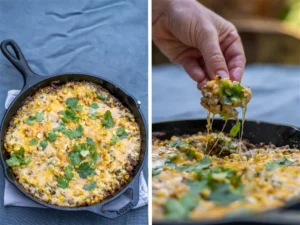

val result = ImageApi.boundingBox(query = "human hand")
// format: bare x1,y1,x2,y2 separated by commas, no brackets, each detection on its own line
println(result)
152,0,246,89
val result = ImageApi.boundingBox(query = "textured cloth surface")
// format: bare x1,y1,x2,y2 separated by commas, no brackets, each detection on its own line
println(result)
0,0,148,224
153,64,300,127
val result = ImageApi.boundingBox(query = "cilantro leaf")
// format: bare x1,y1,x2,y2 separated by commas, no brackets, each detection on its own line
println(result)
62,125,83,139
68,151,82,165
209,183,243,205
57,176,70,189
25,115,36,125
152,168,162,176
39,140,48,150
165,193,198,220
116,126,128,139
186,149,196,160
76,162,95,179
230,120,240,137
87,149,100,163
46,131,57,142
265,157,294,171
180,193,198,211
168,140,189,150
177,156,211,172
83,181,98,191
6,155,21,167
102,110,114,128
165,199,188,220
98,93,107,101
110,135,119,145
61,109,79,123
86,137,96,146
80,150,90,157
29,138,38,146
6,147,31,167
53,122,66,132
36,112,44,123
89,113,98,120
64,165,74,180
90,103,99,109
66,98,83,112
187,180,208,195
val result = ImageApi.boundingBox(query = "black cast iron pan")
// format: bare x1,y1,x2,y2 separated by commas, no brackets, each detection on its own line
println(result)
0,39,147,219
153,119,300,225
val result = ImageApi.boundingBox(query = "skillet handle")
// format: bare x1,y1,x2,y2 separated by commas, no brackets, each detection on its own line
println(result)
1,39,41,89
89,174,141,219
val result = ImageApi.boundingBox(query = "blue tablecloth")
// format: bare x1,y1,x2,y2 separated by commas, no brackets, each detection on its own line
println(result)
0,0,148,224
153,64,300,127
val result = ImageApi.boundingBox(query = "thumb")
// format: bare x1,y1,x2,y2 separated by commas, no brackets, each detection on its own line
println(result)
197,30,229,80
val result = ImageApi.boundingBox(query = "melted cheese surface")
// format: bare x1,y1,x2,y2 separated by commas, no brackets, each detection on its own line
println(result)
5,82,141,207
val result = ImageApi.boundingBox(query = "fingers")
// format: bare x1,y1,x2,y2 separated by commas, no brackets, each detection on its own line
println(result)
222,31,246,82
197,78,208,89
197,29,229,80
180,57,206,83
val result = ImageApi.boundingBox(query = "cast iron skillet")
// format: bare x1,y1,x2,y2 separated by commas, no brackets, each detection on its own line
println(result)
0,39,147,219
153,119,300,225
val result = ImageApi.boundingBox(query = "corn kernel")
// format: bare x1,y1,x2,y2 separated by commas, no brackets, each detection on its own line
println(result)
75,165,79,169
125,174,129,180
13,118,19,124
62,89,68,94
58,196,65,202
87,177,92,181
200,188,211,198
46,105,52,111
57,132,63,137
36,101,41,106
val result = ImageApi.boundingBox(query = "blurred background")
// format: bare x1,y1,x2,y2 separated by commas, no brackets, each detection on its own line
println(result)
153,0,300,65
152,0,300,126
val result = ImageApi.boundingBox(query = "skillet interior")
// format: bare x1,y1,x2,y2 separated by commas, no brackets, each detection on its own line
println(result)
0,73,147,213
152,119,300,225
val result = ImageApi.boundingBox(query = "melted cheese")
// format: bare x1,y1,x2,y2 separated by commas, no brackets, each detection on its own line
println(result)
5,82,141,207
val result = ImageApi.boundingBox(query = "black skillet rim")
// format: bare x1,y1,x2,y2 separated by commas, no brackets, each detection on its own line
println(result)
0,73,148,212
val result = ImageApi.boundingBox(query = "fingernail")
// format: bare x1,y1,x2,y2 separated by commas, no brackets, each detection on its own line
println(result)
216,70,228,79
231,68,242,81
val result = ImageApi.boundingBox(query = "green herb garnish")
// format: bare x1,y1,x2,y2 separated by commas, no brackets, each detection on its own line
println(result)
102,110,114,128
29,138,38,146
110,135,119,145
230,120,240,137
116,126,128,139
83,181,98,191
66,98,83,112
25,115,36,125
61,109,79,123
45,131,57,142
90,103,99,109
40,140,48,150
98,93,107,101
76,162,95,179
168,140,189,150
36,112,44,123
89,113,98,120
6,147,31,167
62,125,83,139
165,193,198,220
265,157,294,171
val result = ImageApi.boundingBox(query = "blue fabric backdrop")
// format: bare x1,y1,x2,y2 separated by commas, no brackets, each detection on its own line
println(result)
153,64,300,127
0,0,148,224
